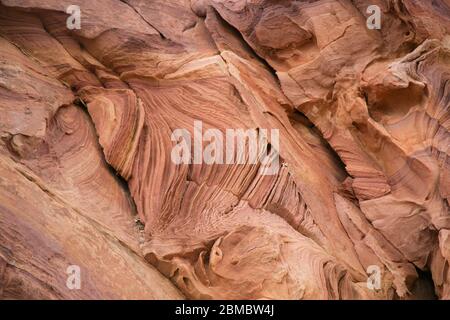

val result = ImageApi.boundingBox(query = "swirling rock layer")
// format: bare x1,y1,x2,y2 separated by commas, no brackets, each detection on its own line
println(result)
0,0,448,300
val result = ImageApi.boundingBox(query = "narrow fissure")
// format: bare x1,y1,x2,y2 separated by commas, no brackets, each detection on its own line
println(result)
72,98,138,218
210,8,281,87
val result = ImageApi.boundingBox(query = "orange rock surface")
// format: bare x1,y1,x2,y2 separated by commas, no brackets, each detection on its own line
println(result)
0,0,448,300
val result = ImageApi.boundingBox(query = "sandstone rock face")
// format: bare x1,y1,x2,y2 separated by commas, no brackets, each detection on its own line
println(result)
0,0,448,300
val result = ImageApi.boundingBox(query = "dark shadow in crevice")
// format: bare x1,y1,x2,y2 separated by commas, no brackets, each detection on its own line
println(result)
406,268,438,300
209,8,281,87
288,108,348,178
73,98,138,217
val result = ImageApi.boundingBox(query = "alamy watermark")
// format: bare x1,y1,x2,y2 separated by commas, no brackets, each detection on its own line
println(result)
65,4,381,31
366,265,382,291
366,5,381,30
66,5,81,30
66,264,81,290
171,121,280,176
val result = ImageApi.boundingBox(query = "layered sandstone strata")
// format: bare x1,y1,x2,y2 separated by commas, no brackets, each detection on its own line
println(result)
0,0,448,300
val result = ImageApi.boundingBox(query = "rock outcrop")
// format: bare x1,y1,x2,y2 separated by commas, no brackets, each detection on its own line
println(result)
0,0,448,300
